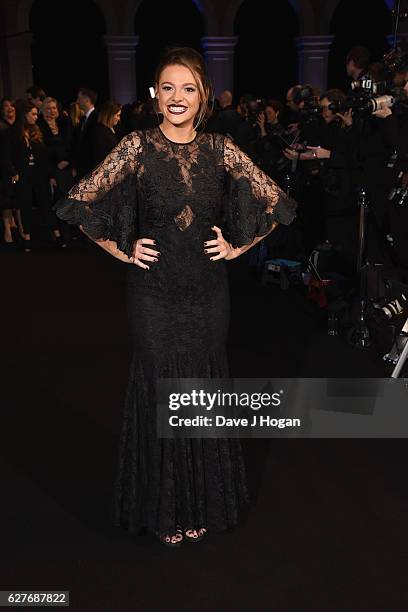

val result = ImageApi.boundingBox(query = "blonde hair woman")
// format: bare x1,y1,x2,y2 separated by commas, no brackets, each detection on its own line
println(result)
53,48,297,547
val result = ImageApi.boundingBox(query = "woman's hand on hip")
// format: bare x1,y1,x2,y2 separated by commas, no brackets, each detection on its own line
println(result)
204,226,236,261
131,238,160,270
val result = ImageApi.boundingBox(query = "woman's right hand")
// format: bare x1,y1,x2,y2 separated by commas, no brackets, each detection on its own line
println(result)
131,238,160,270
336,109,353,127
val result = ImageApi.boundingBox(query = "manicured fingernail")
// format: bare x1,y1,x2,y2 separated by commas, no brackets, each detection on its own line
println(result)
204,249,208,253
154,258,158,262
204,242,208,246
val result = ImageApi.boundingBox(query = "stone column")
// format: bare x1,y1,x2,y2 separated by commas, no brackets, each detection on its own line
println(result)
104,35,139,104
201,36,238,98
4,32,33,98
295,35,334,93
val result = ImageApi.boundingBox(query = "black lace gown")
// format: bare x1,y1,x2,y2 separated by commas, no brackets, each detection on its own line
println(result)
53,126,296,537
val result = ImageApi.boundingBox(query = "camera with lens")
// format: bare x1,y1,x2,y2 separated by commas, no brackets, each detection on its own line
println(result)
246,98,266,127
328,81,396,117
292,85,322,123
328,44,408,118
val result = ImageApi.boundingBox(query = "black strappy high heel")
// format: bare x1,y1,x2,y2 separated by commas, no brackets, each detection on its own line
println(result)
183,527,208,543
156,524,184,548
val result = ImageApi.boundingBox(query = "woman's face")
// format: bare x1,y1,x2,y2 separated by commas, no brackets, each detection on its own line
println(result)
112,110,121,126
43,102,59,121
2,100,15,123
320,97,336,124
25,107,38,125
265,105,278,123
156,64,201,129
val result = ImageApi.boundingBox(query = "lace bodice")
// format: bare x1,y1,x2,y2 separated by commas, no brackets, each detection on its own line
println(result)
53,126,297,258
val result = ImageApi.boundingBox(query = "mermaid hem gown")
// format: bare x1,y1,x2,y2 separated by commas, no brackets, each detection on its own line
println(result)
53,126,297,536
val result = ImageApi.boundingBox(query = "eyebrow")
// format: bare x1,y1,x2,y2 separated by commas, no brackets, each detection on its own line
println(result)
161,82,197,87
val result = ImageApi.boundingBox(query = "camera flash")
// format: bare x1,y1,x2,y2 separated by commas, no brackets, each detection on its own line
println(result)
149,87,155,99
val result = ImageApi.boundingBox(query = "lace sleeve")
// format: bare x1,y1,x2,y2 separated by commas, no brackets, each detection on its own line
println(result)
52,131,143,258
222,135,297,248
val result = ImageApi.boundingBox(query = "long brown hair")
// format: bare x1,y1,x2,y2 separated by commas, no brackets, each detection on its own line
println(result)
97,100,121,129
69,101,83,128
14,99,43,144
154,47,213,131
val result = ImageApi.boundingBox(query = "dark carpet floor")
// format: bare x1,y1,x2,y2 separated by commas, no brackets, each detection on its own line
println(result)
1,238,408,612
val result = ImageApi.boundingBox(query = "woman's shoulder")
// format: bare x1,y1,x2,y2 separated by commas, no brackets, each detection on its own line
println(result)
199,131,230,153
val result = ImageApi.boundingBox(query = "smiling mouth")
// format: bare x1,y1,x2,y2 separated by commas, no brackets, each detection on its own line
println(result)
168,105,188,114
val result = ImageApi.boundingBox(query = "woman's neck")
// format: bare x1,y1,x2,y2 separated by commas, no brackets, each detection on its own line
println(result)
160,119,196,143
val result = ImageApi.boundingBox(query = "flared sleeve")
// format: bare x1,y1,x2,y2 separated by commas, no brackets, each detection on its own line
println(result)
52,131,143,259
222,135,297,248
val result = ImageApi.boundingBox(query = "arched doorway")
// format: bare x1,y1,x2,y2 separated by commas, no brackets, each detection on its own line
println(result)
233,0,299,101
134,0,204,103
328,0,392,91
29,0,109,105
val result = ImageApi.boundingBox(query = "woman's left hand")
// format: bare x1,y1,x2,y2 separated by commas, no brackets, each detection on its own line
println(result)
306,145,331,159
283,147,315,161
204,225,236,261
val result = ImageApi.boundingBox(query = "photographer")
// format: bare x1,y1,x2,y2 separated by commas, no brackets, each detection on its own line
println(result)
346,46,370,86
340,48,397,265
281,85,328,251
283,85,303,131
310,90,356,267
235,95,268,159
253,99,285,180
283,89,355,258
212,90,243,138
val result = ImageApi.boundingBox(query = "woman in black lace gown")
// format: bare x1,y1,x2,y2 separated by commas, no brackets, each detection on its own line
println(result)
53,48,296,547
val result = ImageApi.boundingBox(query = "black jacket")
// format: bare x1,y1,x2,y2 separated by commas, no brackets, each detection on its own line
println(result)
89,123,119,169
74,108,97,178
37,115,73,167
213,106,244,139
0,125,53,181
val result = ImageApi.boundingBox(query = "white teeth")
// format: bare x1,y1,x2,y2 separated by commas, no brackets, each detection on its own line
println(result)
168,106,187,113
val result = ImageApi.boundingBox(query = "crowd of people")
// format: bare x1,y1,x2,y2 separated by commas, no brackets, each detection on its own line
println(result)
0,86,126,251
1,44,408,285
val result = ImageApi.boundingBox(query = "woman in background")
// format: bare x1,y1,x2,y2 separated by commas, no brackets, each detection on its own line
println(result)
2,100,64,251
38,97,74,197
90,101,121,168
0,98,18,244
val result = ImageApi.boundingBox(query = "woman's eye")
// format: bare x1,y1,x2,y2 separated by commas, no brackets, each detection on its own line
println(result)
186,88,195,93
163,86,172,91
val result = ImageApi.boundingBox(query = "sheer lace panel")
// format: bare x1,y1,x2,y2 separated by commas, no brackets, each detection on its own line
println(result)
222,135,287,213
174,205,194,231
150,130,200,194
68,132,143,203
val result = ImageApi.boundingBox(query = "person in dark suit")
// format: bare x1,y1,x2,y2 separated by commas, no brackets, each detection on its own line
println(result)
74,87,98,179
89,101,121,168
212,90,243,138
